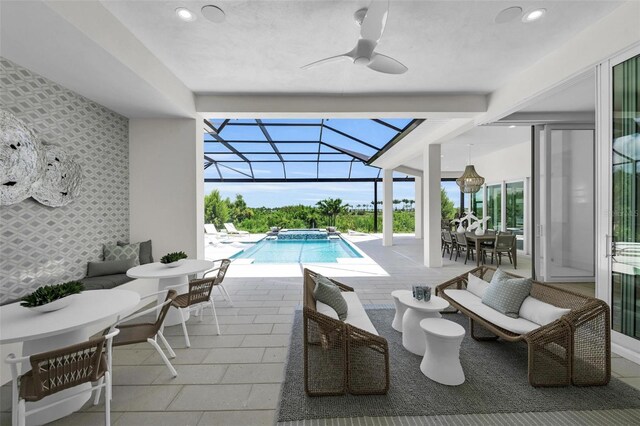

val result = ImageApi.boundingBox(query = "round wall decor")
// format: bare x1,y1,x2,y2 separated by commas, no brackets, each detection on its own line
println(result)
0,110,45,206
31,144,82,207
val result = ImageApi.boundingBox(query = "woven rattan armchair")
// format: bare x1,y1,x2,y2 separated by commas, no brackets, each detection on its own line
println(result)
5,329,120,426
303,269,389,396
436,266,610,387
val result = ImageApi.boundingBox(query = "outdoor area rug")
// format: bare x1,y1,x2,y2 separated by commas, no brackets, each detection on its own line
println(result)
277,308,640,422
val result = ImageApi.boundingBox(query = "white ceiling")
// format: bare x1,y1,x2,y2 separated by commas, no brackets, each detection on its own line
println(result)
101,0,622,95
520,72,596,113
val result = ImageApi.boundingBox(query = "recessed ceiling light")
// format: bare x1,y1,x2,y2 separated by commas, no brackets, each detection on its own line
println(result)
509,125,517,128
522,8,546,23
202,5,226,23
176,7,196,22
495,6,523,24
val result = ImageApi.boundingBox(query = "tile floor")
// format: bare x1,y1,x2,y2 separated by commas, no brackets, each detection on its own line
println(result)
2,234,639,425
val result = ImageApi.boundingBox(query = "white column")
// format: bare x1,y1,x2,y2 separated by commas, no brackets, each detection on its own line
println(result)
415,177,423,239
383,169,394,246
423,145,443,267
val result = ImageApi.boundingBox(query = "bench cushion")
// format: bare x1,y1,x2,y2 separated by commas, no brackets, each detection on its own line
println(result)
80,274,133,290
444,289,540,335
519,296,571,326
317,292,378,336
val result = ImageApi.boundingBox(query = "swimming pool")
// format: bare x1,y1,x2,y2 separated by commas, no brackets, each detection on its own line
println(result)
232,238,362,263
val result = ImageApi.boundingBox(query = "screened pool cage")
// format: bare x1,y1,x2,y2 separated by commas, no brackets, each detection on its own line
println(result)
203,118,422,183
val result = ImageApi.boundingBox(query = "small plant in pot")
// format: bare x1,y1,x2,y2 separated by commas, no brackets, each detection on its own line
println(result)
21,281,84,313
160,251,188,268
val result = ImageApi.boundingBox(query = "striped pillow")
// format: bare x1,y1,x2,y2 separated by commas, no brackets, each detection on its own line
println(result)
313,274,348,321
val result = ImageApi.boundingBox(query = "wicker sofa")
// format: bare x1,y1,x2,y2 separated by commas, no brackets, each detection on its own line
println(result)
302,268,389,396
436,266,610,387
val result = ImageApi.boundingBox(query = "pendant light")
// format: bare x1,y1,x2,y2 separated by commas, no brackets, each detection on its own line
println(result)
456,144,485,193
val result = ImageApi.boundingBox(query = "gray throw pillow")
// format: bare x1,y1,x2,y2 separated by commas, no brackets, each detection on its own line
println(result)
87,258,137,277
118,240,153,264
481,268,532,318
313,274,348,321
104,243,140,265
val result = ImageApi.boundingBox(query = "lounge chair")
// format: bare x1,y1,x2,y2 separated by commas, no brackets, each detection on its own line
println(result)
205,224,227,236
224,223,249,235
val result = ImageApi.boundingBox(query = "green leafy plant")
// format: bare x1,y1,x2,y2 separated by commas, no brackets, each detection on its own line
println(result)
20,281,84,307
160,251,188,264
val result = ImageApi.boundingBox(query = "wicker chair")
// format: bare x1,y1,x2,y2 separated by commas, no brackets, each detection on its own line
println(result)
483,234,516,267
112,289,178,377
436,266,610,387
5,329,120,426
303,269,389,396
171,259,232,347
454,232,475,264
441,230,455,258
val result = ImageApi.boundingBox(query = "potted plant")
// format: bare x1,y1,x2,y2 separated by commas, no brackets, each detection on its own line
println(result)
160,251,188,268
21,281,84,313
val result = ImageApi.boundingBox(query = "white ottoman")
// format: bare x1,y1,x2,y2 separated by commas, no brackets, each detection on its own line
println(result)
391,290,412,332
419,318,466,386
399,294,449,355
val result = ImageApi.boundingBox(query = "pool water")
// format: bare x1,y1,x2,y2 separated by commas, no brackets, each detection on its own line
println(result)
232,238,362,263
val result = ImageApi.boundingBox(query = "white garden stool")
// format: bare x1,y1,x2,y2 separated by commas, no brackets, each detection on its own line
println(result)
391,290,412,332
419,318,466,386
399,294,449,355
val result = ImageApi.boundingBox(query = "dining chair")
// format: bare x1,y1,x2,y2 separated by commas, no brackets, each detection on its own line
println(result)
486,234,517,268
111,289,178,377
441,230,455,258
170,259,232,347
454,232,475,265
5,329,120,426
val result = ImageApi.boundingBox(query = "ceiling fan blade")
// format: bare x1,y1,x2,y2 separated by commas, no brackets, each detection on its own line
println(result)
301,53,353,70
367,53,407,74
360,0,389,43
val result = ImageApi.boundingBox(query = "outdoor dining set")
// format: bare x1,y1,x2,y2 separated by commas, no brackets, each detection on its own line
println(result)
441,230,518,269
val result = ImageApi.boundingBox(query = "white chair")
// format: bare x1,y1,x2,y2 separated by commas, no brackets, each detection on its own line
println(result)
224,223,249,235
204,223,227,237
169,259,232,347
110,289,179,377
6,329,120,426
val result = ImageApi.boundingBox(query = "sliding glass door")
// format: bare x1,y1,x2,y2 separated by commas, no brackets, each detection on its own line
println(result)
486,184,502,231
610,53,640,340
506,181,525,250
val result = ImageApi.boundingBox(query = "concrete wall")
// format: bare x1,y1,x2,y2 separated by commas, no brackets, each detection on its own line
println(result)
129,118,203,261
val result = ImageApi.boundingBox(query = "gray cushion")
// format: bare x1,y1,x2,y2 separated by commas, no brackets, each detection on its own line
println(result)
118,240,153,264
313,274,348,321
481,268,532,319
80,274,133,290
104,243,140,265
87,258,137,278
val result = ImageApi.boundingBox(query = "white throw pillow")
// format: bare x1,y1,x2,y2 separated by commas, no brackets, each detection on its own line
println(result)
467,273,490,298
519,296,571,326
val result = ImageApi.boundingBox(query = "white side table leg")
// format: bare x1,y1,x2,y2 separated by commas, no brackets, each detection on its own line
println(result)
420,333,465,386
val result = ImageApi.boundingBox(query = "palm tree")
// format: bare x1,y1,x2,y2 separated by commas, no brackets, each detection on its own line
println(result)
402,198,410,211
316,198,348,227
393,199,401,210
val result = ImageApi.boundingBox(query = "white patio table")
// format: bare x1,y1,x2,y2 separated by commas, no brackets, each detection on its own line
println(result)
127,259,214,326
0,289,140,425
398,293,449,355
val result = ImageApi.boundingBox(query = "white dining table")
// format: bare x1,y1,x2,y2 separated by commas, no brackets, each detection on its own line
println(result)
127,259,215,326
0,289,140,425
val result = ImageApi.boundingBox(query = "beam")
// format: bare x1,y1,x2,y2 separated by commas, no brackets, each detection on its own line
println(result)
196,94,487,118
204,177,415,183
204,119,255,179
255,119,286,178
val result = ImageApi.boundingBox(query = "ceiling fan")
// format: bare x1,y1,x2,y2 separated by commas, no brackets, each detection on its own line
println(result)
301,0,407,75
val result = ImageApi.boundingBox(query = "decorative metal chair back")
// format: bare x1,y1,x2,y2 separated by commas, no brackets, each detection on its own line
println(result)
186,277,216,306
495,234,515,250
154,289,178,332
24,336,107,401
442,231,453,244
213,259,231,286
457,232,468,246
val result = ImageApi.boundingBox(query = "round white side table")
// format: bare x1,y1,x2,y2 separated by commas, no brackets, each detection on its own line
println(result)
419,318,466,386
127,259,214,326
391,290,412,332
398,293,449,355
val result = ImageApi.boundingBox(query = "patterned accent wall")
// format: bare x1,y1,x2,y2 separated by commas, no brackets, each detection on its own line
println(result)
0,58,129,304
